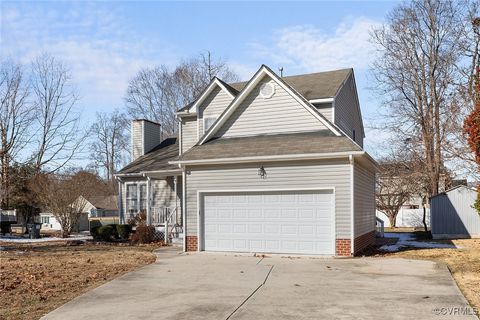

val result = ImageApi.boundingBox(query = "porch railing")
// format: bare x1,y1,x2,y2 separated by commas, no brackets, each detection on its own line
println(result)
376,216,385,238
151,207,182,244
151,207,181,226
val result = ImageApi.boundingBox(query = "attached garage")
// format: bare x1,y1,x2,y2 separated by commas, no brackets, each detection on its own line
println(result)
200,190,335,255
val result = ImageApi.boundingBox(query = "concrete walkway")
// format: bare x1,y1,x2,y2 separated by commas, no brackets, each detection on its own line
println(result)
42,248,478,320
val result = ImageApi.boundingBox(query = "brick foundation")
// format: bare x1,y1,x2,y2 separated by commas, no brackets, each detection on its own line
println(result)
335,239,352,256
186,236,198,251
353,230,376,255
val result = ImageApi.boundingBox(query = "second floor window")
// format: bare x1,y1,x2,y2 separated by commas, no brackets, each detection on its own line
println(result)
204,117,217,132
126,183,147,217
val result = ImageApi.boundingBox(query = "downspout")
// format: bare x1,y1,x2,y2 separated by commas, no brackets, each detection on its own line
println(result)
349,154,355,255
116,177,124,224
182,166,187,252
143,174,152,226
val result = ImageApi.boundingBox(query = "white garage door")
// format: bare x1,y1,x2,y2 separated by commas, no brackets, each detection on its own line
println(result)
203,190,335,255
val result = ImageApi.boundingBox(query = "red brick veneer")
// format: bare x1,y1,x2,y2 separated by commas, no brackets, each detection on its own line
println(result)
335,239,351,256
186,236,198,251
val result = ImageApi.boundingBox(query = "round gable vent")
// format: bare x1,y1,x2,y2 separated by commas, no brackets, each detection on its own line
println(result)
260,82,275,99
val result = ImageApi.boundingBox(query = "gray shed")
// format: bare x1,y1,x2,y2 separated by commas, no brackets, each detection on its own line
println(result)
430,185,480,239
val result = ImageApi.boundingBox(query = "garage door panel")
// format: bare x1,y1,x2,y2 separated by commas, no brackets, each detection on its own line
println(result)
203,191,334,255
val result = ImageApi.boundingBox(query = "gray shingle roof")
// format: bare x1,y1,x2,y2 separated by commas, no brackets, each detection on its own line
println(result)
117,137,179,174
177,68,352,112
177,131,361,162
229,68,352,101
86,195,118,211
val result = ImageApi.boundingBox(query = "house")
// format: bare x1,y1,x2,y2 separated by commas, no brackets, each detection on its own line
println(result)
430,185,480,239
40,195,119,232
116,65,377,256
375,163,459,228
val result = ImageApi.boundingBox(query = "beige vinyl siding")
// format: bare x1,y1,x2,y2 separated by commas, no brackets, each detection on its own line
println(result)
198,86,234,137
313,103,333,122
334,75,364,147
353,161,376,238
181,117,197,152
185,159,351,239
151,178,181,209
216,76,326,138
131,121,143,161
143,121,160,154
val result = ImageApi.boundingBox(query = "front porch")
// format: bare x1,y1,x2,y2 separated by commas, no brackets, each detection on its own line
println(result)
116,170,183,244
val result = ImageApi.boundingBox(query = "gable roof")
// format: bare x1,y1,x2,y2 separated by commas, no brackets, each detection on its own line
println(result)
86,195,118,211
116,136,179,174
198,65,342,145
173,131,362,164
177,77,237,113
229,68,352,100
177,68,352,113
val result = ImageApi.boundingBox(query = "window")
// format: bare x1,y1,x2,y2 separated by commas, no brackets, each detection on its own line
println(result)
353,130,356,141
204,117,217,132
126,183,147,217
41,216,50,224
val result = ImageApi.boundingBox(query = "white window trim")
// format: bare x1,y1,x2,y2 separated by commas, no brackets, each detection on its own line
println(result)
125,182,147,217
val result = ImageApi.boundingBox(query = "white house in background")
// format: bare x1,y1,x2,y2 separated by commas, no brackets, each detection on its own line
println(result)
40,195,119,232
116,65,377,257
431,185,480,239
376,198,430,228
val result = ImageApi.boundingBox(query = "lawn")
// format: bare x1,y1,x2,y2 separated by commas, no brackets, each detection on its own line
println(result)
381,235,480,315
0,241,162,320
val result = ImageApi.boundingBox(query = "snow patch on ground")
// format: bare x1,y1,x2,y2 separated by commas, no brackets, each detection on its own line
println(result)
379,232,457,252
0,234,92,243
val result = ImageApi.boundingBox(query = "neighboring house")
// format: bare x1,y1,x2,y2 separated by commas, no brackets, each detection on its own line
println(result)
430,185,480,239
40,212,89,232
116,65,377,256
83,195,119,218
375,164,460,228
40,195,118,232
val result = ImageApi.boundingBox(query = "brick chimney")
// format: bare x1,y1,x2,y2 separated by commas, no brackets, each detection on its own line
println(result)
131,119,161,161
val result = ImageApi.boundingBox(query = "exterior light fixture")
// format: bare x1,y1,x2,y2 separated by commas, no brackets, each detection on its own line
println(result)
258,165,267,179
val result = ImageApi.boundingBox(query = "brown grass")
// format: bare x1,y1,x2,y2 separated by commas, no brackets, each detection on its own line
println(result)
0,241,162,320
389,238,480,313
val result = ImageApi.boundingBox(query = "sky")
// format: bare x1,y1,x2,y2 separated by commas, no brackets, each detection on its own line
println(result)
1,0,400,162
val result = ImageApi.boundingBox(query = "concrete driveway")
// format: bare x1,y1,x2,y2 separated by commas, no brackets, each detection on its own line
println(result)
42,248,478,320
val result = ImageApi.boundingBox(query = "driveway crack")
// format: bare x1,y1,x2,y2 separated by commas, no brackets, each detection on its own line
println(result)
226,265,274,320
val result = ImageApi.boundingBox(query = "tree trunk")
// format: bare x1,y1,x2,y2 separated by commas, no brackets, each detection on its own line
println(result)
422,197,428,232
388,214,397,228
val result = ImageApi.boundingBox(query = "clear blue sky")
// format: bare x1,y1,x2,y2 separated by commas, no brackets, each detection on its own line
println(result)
1,0,400,160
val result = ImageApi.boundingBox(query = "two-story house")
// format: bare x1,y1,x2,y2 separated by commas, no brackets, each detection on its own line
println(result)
115,65,377,257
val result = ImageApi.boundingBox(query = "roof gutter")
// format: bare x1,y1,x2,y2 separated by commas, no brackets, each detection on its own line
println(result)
170,151,366,166
114,173,144,178
176,111,197,118
309,98,334,104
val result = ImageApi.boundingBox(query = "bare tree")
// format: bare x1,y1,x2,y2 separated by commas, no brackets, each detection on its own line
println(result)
89,109,129,187
0,61,32,208
31,170,104,237
371,0,474,197
125,52,239,138
30,54,85,174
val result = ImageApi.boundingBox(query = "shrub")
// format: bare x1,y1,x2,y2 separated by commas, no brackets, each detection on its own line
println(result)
90,226,101,240
131,225,155,244
107,224,119,239
97,225,115,241
127,211,146,226
116,224,132,240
